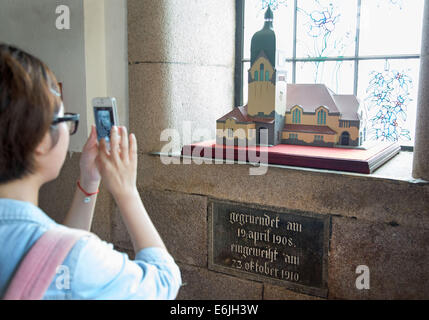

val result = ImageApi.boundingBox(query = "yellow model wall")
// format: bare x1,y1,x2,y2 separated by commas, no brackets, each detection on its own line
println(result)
217,119,256,141
248,56,276,117
286,106,359,144
282,131,337,144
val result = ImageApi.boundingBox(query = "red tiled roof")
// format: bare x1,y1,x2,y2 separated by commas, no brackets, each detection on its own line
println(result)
217,105,274,124
217,106,249,122
283,124,337,135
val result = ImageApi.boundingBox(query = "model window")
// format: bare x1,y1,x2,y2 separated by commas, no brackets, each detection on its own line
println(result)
315,135,324,141
228,128,234,138
292,108,301,124
317,109,327,125
265,71,270,81
254,71,259,82
260,63,264,81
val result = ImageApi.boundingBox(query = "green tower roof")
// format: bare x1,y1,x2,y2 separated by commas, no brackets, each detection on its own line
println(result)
250,6,276,67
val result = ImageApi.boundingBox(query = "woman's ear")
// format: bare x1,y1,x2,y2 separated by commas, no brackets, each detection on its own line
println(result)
34,131,53,156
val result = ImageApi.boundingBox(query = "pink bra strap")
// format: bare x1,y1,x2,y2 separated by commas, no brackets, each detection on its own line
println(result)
3,228,88,300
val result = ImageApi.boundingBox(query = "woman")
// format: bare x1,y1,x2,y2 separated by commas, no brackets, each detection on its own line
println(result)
0,44,181,299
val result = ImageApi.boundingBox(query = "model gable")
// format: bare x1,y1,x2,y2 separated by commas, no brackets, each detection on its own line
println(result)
249,53,275,83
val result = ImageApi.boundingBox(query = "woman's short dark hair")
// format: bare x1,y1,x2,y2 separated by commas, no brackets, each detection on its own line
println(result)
0,44,61,184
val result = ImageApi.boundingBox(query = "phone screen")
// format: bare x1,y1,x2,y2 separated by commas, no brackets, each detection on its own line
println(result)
94,107,115,142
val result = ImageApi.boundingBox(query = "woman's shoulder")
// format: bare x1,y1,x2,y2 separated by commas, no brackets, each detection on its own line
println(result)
0,198,58,228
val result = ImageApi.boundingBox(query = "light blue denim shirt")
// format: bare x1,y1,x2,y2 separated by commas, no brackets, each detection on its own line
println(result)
0,199,182,300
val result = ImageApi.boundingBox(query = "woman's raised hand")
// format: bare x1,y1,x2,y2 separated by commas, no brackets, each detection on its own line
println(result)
95,126,138,200
79,125,101,191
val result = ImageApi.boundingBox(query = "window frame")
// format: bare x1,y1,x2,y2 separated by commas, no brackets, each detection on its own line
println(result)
235,0,422,149
317,108,327,125
292,106,302,124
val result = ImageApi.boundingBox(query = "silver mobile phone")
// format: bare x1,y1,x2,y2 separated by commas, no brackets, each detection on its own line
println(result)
92,97,119,143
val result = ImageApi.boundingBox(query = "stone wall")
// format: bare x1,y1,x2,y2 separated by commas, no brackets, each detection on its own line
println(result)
109,156,429,300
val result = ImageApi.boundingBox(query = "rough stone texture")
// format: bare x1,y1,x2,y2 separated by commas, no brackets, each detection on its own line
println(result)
128,63,234,154
329,216,429,299
39,152,114,242
263,284,324,300
112,188,208,267
413,0,429,180
177,263,263,300
140,154,429,230
128,0,235,67
111,206,133,250
128,0,235,157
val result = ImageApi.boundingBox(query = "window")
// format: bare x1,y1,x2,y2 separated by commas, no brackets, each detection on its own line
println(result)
265,71,270,81
254,70,259,82
292,107,301,124
290,133,298,140
340,120,352,128
228,128,234,138
317,109,327,125
260,63,265,81
315,135,324,141
238,0,425,147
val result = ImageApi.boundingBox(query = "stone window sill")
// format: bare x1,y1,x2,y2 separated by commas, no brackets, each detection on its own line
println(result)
150,150,428,185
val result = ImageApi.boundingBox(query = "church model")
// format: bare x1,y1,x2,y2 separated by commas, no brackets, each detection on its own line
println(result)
217,7,367,148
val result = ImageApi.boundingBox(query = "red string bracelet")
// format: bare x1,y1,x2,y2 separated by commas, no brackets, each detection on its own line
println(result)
77,181,100,203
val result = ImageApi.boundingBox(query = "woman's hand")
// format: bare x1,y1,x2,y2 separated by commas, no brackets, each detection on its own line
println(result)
96,126,166,253
95,126,138,200
79,125,101,191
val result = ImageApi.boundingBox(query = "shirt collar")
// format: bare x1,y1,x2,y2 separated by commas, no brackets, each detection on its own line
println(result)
0,198,58,228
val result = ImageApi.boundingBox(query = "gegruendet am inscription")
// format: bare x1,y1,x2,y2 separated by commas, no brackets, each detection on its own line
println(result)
208,200,330,297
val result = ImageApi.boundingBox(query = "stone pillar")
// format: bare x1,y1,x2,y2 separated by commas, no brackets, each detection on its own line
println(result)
127,0,235,156
413,0,429,180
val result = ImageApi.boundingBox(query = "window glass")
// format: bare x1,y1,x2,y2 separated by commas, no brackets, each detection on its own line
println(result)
295,60,355,94
296,0,357,58
359,0,424,56
243,61,250,103
358,58,421,145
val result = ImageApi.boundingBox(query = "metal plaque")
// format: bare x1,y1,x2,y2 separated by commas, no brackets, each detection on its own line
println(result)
208,200,330,298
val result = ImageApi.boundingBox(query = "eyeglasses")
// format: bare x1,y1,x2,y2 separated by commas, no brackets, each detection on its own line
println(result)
52,113,80,135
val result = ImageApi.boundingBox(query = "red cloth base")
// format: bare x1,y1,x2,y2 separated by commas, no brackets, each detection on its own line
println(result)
181,140,401,174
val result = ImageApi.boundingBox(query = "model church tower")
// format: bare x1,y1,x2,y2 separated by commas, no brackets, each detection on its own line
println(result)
248,6,286,121
217,6,286,146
